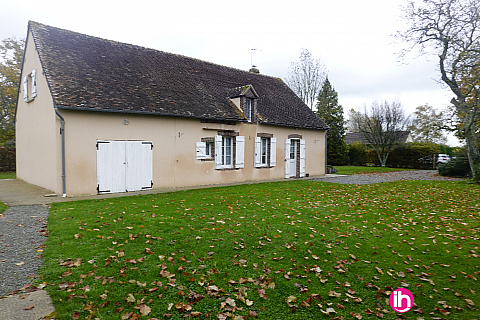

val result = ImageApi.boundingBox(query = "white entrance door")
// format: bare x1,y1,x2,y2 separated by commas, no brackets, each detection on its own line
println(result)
285,139,297,178
97,140,153,194
285,139,306,178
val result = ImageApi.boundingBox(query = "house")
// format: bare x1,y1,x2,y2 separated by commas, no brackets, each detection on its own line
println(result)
15,22,328,196
345,131,413,145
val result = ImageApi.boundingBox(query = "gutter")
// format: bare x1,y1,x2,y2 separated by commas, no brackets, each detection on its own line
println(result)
54,107,67,197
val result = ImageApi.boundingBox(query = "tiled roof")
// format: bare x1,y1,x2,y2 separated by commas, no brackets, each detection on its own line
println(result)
29,22,328,130
345,131,412,144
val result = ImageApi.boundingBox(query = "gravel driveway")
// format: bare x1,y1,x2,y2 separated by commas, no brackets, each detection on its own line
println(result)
312,169,466,184
0,205,49,297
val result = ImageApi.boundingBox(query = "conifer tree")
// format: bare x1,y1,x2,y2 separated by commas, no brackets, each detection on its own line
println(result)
316,78,349,165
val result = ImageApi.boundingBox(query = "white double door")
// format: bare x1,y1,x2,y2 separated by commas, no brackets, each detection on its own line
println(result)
97,140,153,194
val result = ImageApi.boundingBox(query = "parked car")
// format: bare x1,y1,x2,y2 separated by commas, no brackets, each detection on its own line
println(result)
437,154,451,164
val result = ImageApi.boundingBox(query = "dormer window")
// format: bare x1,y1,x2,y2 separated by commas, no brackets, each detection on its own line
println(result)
245,98,252,122
226,84,259,123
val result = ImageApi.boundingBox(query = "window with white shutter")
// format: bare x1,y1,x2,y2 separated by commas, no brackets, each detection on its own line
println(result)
255,135,276,168
23,69,37,103
213,134,244,170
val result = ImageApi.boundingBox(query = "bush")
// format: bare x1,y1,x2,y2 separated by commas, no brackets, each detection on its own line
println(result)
348,142,367,166
0,147,15,172
438,157,471,177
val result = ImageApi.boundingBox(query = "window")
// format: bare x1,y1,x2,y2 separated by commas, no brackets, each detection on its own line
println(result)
196,138,215,160
290,139,296,159
205,143,212,157
245,99,252,122
214,135,245,170
222,136,233,166
255,136,276,168
23,69,37,102
261,138,268,165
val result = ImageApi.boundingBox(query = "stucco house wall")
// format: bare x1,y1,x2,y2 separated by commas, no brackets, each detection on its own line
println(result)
16,22,328,196
16,30,61,193
53,110,326,195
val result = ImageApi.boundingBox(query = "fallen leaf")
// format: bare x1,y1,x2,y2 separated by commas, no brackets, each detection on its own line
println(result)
139,304,151,316
126,293,136,303
226,297,236,307
350,312,362,319
465,298,475,306
328,290,341,298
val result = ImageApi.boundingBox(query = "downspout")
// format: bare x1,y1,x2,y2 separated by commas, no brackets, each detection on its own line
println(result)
54,107,67,197
325,130,328,175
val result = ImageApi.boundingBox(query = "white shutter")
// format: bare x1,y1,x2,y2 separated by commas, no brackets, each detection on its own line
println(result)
214,135,222,169
23,76,28,101
300,139,306,178
270,137,277,167
31,69,37,98
196,142,207,160
285,139,291,178
235,136,245,169
254,137,262,167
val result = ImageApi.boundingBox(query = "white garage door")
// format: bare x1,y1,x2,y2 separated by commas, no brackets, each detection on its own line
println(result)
97,140,153,194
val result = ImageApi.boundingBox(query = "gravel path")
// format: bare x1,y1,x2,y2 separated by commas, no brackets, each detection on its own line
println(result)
0,205,49,297
312,169,467,184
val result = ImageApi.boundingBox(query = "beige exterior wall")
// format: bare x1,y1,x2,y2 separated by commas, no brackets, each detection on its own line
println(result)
60,110,326,195
16,31,61,193
16,30,326,196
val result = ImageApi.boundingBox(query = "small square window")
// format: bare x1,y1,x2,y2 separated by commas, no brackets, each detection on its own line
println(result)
205,142,213,158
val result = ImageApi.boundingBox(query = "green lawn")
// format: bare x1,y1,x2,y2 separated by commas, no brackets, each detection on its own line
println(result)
333,166,414,175
0,202,7,214
0,171,15,179
40,180,480,319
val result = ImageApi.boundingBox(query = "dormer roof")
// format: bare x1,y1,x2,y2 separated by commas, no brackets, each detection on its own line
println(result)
226,85,259,99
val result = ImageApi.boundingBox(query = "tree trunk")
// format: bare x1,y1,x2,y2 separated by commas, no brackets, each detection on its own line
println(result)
463,112,480,180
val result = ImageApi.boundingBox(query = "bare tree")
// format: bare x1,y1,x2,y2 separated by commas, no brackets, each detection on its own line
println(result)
398,0,480,180
286,49,326,110
346,108,365,133
352,101,411,167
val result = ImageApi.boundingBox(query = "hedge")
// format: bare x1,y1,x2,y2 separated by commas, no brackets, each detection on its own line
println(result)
348,142,367,166
0,147,15,172
386,143,439,169
351,143,439,169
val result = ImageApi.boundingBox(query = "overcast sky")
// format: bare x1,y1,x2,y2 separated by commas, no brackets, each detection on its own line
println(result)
1,0,459,144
